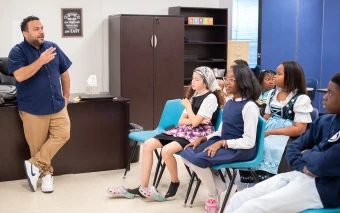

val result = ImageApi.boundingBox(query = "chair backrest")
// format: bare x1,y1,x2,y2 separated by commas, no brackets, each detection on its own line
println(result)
311,108,319,122
214,108,223,130
157,100,223,132
252,116,266,166
157,99,184,131
306,77,318,102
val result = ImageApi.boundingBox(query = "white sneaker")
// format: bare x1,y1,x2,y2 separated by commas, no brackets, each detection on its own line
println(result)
24,160,42,192
41,174,54,193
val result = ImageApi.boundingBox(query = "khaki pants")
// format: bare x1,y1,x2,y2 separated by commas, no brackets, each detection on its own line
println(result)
19,106,70,176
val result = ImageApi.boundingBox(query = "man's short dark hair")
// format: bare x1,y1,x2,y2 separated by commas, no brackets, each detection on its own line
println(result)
21,16,40,32
331,73,340,88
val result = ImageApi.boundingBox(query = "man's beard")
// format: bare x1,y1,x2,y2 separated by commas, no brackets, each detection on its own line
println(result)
30,38,44,47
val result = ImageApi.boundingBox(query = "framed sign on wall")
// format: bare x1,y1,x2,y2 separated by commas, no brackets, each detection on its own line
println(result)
61,8,83,37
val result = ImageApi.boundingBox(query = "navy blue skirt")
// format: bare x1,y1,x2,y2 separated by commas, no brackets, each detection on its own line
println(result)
180,136,257,168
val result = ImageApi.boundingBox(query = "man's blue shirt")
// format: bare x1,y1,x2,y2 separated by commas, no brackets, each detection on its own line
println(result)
8,39,71,115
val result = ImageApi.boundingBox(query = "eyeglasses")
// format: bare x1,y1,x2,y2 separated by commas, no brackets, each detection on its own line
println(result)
223,77,236,83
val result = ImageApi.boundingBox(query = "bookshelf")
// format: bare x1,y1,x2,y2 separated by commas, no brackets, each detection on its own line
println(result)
169,6,228,85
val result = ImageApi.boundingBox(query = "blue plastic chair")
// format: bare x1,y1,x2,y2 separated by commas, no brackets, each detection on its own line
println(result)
306,77,319,102
210,116,266,213
123,99,184,178
153,108,224,188
301,208,340,213
311,108,319,121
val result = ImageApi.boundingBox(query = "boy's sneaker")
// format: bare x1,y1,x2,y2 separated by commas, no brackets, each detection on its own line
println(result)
41,174,54,193
24,160,42,192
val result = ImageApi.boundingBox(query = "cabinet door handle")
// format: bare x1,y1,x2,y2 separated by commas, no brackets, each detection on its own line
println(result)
154,35,157,48
150,35,154,47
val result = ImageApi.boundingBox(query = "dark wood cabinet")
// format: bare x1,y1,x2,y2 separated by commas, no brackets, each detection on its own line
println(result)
168,7,228,85
109,15,184,130
0,97,130,182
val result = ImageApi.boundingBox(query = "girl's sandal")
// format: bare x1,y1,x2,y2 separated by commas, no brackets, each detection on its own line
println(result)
150,186,166,202
107,186,135,199
138,186,153,198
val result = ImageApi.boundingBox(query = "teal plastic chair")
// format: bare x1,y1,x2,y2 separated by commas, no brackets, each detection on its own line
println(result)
184,116,266,209
123,99,184,178
301,208,340,213
210,116,266,213
154,108,224,188
214,108,223,131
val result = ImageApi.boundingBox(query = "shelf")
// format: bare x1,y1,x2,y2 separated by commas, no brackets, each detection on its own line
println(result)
185,24,227,27
185,60,226,63
185,42,227,44
179,7,228,11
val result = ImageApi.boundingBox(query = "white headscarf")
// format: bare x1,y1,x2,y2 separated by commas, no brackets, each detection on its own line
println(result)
194,66,221,93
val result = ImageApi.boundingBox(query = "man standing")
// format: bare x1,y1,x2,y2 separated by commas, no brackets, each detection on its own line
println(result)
8,16,71,193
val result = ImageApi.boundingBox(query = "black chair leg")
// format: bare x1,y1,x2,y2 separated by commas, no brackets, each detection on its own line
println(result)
218,170,226,183
123,141,138,179
189,178,202,208
184,172,196,207
220,169,237,213
184,164,192,177
153,150,163,186
248,168,259,183
154,150,161,160
155,163,166,188
226,168,232,180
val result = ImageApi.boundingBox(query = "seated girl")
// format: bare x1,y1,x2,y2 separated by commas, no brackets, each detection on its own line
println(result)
256,69,276,116
253,61,313,181
107,66,225,201
218,59,249,97
180,64,261,213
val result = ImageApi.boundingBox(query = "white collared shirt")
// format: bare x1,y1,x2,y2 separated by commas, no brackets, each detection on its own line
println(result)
265,88,313,123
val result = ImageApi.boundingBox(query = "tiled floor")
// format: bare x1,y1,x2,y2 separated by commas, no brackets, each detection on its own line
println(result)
0,153,208,213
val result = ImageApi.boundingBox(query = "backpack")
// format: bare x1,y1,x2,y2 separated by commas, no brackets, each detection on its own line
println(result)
0,84,17,105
